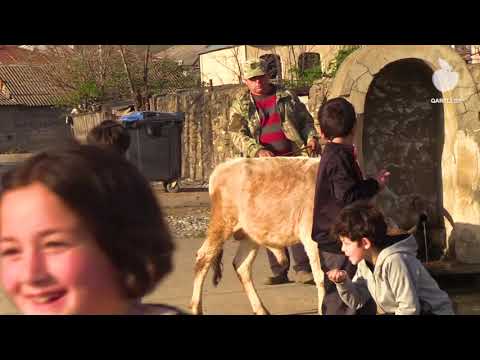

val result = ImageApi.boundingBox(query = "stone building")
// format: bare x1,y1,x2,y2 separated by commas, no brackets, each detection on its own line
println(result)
0,64,71,153
309,45,480,264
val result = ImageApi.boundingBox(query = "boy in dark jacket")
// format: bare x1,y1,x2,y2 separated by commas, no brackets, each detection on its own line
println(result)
311,97,390,315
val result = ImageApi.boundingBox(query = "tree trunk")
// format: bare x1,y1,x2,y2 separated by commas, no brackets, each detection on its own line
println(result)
143,45,151,111
119,45,140,110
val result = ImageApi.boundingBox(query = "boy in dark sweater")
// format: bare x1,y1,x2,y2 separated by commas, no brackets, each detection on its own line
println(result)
311,97,390,315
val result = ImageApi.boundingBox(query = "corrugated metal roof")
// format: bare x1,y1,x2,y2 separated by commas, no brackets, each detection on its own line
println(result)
198,45,279,56
198,45,234,55
0,45,48,65
153,45,208,66
0,64,64,106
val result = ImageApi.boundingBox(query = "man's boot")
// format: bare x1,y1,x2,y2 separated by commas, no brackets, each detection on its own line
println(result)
263,272,290,285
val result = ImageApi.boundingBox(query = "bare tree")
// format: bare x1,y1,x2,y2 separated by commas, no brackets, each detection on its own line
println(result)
29,45,175,112
118,45,138,110
211,46,245,84
143,45,151,110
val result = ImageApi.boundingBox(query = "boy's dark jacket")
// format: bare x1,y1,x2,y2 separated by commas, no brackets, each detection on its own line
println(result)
311,142,379,253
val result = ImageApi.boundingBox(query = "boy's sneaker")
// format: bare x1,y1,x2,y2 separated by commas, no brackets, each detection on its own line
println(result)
263,273,290,285
294,270,315,285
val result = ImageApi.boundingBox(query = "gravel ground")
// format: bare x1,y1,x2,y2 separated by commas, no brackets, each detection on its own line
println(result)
164,207,211,238
155,179,211,238
151,179,209,191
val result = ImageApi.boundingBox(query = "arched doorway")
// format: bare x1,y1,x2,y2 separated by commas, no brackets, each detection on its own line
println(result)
363,58,445,259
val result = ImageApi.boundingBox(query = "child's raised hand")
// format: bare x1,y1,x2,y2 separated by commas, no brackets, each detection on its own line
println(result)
375,169,391,190
327,269,347,284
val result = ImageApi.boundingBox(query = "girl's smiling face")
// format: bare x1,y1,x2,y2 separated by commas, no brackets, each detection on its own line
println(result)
0,182,129,314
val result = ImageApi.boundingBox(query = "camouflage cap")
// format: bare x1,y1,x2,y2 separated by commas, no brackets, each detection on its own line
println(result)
243,58,267,79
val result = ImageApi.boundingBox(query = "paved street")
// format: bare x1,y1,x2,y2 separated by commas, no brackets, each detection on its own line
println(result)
144,235,319,315
1,188,480,315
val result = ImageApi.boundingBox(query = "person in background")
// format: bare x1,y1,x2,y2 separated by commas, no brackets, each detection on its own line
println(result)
229,58,320,285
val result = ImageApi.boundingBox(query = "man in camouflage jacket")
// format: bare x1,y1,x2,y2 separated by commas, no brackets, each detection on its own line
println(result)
229,61,318,158
228,58,319,285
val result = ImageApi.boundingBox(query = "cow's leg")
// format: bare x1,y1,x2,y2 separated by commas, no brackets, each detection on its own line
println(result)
301,237,325,315
191,213,230,315
233,240,269,315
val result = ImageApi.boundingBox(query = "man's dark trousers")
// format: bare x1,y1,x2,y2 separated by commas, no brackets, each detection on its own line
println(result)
266,243,311,276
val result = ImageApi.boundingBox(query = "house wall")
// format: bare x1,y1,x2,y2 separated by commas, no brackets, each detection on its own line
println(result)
200,45,340,86
0,106,72,153
245,45,339,80
199,46,247,86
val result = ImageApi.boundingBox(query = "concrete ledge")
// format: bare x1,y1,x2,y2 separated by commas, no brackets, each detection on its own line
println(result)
0,153,32,164
426,260,480,276
155,191,210,208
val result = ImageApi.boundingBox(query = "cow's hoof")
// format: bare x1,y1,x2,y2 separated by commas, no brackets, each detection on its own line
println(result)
254,308,270,315
190,303,203,315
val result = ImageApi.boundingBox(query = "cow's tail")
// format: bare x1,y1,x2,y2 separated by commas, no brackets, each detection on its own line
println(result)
212,249,224,287
206,189,227,287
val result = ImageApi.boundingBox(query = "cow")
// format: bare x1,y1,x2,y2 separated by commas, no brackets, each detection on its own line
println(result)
190,156,325,315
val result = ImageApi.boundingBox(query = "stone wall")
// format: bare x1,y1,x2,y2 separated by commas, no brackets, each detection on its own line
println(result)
308,77,332,125
364,61,443,219
72,111,115,143
150,85,244,181
467,63,480,84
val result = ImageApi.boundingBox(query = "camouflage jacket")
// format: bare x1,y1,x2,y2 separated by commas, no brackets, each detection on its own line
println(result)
229,86,318,158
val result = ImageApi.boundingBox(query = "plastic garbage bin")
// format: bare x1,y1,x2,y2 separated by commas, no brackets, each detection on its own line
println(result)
121,111,184,192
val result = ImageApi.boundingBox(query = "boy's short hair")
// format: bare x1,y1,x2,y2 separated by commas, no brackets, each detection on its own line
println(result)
87,120,131,155
1,144,174,299
332,201,388,248
318,97,356,140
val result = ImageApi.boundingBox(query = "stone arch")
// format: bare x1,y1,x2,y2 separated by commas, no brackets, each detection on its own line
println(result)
329,45,480,261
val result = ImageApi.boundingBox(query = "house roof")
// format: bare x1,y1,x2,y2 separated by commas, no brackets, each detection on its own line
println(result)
198,45,235,55
197,45,279,56
0,45,48,65
0,64,64,106
153,45,209,66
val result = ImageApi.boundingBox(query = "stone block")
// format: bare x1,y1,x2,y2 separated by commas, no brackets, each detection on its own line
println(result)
454,223,480,264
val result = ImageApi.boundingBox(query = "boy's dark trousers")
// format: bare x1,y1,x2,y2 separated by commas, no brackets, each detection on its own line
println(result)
266,243,311,276
320,250,376,315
